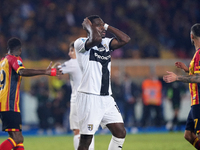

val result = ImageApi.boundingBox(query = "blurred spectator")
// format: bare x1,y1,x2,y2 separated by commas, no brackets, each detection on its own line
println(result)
31,77,53,135
141,40,160,58
51,75,65,98
50,74,71,132
111,71,124,116
166,79,187,131
51,89,67,134
60,77,72,132
65,3,76,26
122,73,141,127
141,74,163,127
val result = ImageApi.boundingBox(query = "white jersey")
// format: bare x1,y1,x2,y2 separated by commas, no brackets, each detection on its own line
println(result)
59,59,82,102
74,37,114,96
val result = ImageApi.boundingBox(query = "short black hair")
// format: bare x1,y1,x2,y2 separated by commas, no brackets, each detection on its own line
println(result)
7,37,22,51
191,23,200,38
69,41,74,48
87,15,101,24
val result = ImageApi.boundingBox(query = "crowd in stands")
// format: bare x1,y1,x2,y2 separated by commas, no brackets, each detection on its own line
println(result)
0,0,200,60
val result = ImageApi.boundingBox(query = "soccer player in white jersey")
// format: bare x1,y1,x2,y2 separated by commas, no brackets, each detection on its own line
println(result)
74,15,130,150
57,42,94,150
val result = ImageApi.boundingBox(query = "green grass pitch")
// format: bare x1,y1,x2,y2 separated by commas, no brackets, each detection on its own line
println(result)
0,132,193,150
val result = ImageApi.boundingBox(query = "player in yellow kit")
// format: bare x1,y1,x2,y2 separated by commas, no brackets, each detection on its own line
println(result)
163,24,200,150
0,37,61,150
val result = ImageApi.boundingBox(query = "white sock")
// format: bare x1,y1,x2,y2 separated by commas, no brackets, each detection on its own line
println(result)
89,136,95,150
74,134,80,150
108,136,125,150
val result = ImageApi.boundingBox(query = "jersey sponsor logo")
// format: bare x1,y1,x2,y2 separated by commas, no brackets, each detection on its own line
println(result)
94,52,111,60
90,49,111,62
17,60,23,66
88,124,93,131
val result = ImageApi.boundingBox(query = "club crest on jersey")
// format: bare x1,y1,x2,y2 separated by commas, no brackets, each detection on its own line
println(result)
88,124,93,131
104,44,108,49
17,60,23,66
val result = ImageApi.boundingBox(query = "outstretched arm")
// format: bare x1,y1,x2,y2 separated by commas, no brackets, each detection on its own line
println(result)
18,62,62,77
176,74,200,83
163,71,200,83
107,25,131,50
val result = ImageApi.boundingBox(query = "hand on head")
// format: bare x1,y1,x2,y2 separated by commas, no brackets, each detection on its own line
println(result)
82,18,92,31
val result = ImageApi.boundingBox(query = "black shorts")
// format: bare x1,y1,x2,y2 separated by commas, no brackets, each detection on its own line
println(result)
0,111,22,132
185,104,200,134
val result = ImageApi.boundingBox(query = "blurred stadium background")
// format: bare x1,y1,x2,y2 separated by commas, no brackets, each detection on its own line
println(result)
0,0,200,147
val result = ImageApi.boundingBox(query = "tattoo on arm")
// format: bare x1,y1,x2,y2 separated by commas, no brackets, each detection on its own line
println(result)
177,74,200,83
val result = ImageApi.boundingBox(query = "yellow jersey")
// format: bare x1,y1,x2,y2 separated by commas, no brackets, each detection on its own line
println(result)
0,54,25,112
189,48,200,106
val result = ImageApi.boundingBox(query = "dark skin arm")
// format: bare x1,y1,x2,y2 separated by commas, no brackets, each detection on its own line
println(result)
18,62,62,77
108,26,131,50
18,69,50,77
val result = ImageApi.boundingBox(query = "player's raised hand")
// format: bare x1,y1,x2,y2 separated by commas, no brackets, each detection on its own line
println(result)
47,61,53,70
163,71,177,83
45,61,53,75
52,62,62,76
175,62,189,72
82,18,92,32
46,61,62,76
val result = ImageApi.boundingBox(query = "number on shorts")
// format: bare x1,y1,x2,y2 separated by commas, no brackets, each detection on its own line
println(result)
0,70,6,90
115,105,120,113
194,119,198,129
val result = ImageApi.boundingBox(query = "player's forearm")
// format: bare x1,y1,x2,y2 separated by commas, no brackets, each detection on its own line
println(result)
107,25,131,45
177,74,200,83
18,69,49,77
